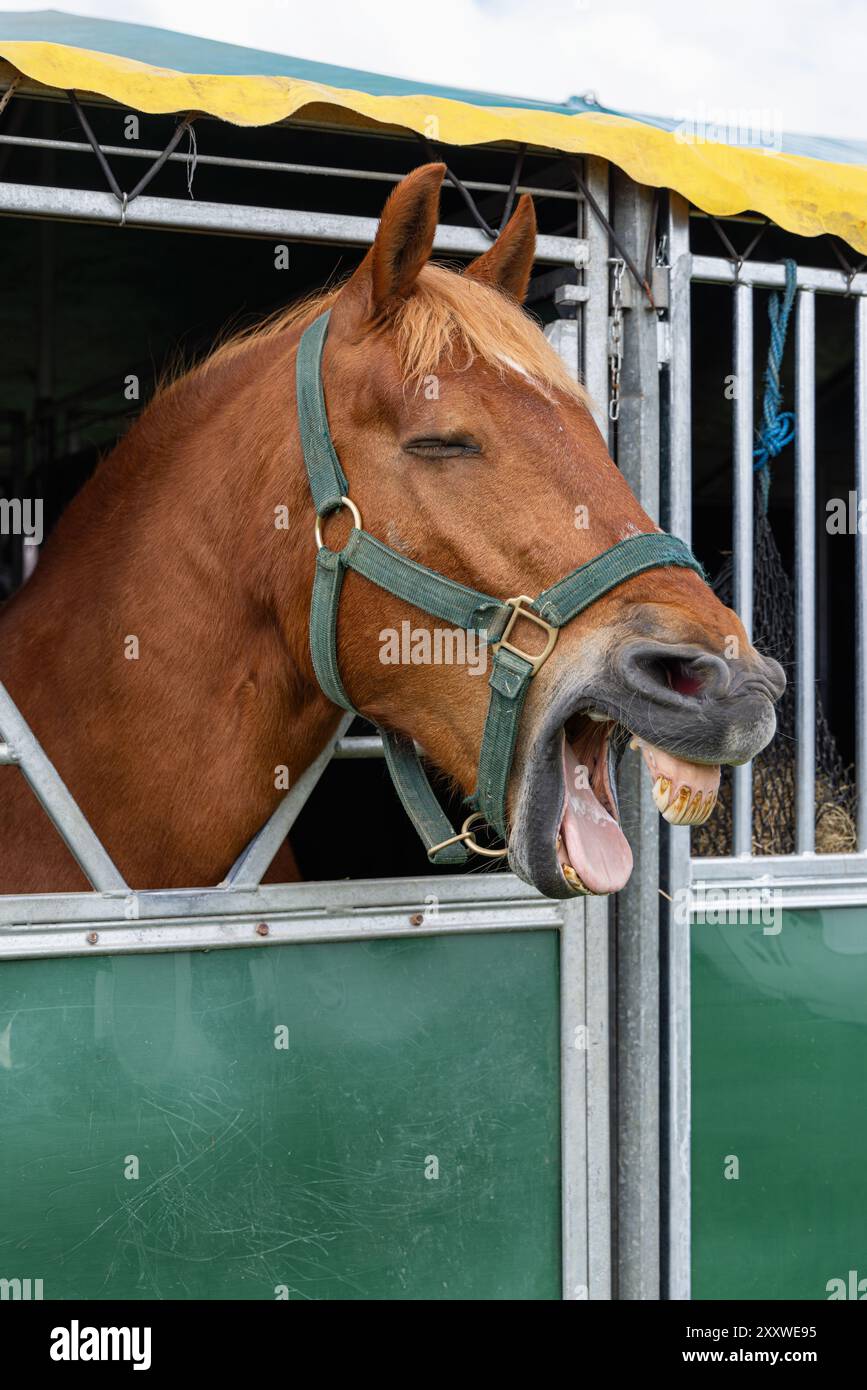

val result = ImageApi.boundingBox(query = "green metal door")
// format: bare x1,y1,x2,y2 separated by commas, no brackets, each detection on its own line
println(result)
0,931,561,1300
692,906,867,1299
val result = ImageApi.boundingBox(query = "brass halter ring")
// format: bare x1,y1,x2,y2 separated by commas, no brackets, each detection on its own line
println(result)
315,496,363,551
428,812,509,860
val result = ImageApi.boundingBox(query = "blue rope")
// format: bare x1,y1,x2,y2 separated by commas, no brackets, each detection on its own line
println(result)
753,258,798,513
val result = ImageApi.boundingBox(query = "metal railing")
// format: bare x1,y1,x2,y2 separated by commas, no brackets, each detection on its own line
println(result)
668,226,867,886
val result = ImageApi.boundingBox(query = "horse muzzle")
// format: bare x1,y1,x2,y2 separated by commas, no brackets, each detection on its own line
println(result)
507,640,786,899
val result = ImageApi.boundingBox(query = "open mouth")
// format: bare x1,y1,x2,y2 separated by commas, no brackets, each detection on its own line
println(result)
556,711,721,895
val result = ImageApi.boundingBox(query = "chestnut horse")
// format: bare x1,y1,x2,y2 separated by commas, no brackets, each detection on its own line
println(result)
0,164,784,899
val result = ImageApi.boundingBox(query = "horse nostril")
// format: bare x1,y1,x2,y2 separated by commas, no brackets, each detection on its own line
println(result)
661,657,706,697
619,645,733,702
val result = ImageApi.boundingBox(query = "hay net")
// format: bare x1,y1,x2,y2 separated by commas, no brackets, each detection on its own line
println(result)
691,489,856,857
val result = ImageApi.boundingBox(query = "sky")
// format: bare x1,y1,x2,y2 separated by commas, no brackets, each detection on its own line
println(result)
2,0,864,140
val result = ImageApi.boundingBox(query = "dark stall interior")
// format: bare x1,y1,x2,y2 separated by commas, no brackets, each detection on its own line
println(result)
686,215,858,855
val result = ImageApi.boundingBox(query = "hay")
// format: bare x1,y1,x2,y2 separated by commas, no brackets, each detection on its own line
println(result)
691,498,856,858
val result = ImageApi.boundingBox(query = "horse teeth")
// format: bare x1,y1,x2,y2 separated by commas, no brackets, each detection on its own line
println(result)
562,863,590,893
692,791,717,825
662,785,692,824
651,776,672,813
686,788,706,824
650,781,719,826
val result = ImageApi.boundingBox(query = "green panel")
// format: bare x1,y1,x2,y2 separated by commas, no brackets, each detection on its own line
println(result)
0,931,560,1300
692,906,867,1299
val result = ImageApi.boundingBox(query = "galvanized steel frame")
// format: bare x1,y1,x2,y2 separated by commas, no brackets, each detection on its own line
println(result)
682,244,867,866
665,200,867,1299
609,171,664,1302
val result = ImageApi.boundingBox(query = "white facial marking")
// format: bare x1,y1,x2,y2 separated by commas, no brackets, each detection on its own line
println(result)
498,353,532,380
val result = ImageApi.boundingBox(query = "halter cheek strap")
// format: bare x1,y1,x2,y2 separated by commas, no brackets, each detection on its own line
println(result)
296,309,705,864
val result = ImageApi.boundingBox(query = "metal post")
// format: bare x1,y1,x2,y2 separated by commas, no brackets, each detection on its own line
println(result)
548,222,613,1299
795,291,817,854
584,894,612,1299
856,297,867,852
560,900,589,1299
662,192,693,1300
732,283,755,855
611,170,662,1300
582,158,610,438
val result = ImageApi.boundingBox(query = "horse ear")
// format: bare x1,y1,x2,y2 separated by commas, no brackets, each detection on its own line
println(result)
361,162,445,313
464,194,537,302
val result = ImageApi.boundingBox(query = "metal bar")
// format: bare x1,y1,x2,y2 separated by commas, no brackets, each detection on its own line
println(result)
582,157,610,438
584,894,612,1300
0,681,127,892
0,181,588,264
690,860,867,911
665,196,693,544
0,866,552,927
576,164,653,308
560,899,588,1300
67,91,122,200
0,902,566,962
333,735,385,758
126,117,193,202
0,134,581,201
4,855,851,938
795,291,817,854
692,254,867,298
691,887,867,913
663,191,693,1301
732,283,754,855
611,170,661,1300
225,712,354,887
856,297,867,852
693,850,867,879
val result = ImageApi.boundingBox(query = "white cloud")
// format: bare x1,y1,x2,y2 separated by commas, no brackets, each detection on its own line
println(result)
4,0,864,140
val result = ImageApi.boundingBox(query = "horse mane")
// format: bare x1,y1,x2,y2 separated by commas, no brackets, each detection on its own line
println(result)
158,262,590,406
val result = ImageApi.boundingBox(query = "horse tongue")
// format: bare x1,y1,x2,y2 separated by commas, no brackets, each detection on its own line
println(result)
558,737,633,894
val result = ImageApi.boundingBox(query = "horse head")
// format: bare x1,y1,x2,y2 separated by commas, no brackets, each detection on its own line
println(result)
284,163,785,898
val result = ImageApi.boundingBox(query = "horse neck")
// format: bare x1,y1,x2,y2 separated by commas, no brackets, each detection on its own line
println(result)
0,328,340,887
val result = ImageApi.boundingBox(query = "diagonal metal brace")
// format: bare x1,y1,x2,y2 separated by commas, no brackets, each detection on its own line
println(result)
0,680,128,892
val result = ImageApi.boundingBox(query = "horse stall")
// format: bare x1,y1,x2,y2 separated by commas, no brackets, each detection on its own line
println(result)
0,14,864,1304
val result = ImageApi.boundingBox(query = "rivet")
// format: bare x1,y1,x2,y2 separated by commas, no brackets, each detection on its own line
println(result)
86,931,99,945
409,913,424,926
255,922,269,937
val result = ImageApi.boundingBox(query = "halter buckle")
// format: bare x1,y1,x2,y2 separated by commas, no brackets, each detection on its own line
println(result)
493,596,558,676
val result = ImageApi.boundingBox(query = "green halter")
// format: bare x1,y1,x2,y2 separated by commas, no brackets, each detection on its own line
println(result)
297,309,704,865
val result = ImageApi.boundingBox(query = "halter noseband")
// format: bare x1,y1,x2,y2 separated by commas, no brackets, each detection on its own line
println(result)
297,309,703,865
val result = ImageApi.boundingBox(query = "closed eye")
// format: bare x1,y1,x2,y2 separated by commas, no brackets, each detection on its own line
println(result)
403,438,482,459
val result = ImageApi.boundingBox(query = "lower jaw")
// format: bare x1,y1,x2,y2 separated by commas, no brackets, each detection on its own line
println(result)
552,720,721,896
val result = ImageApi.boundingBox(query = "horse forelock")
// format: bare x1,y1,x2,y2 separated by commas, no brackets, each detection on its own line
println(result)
386,264,590,406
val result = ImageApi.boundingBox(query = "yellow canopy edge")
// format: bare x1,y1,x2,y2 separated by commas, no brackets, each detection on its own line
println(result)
3,38,866,254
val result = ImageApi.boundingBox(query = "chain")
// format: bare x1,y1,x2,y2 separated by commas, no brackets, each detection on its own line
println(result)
608,257,625,423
